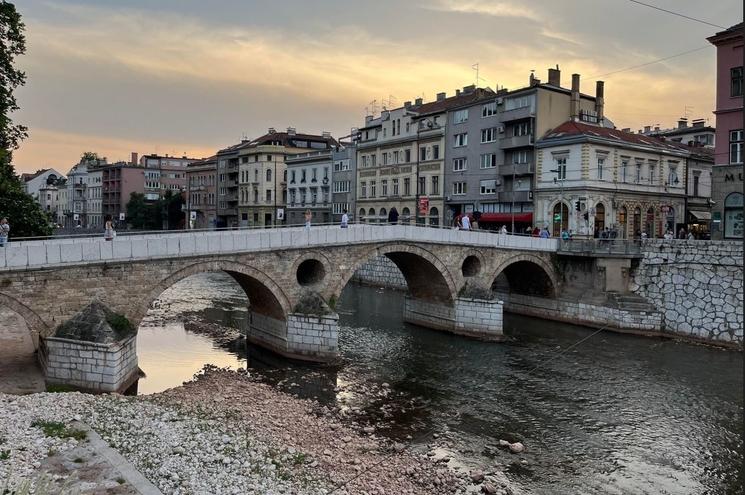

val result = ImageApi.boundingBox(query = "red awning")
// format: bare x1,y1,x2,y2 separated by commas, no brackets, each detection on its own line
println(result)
478,213,533,223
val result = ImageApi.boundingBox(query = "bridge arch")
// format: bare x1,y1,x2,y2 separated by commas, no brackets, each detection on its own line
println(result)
491,254,558,298
330,242,457,303
137,259,292,326
0,292,48,342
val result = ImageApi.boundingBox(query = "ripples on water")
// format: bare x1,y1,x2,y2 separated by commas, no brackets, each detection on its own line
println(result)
137,272,743,494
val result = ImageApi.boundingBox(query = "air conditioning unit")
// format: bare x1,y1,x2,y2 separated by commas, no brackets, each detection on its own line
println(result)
496,97,504,105
497,125,505,134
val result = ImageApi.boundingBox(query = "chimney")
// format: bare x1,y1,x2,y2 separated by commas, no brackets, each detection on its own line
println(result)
677,118,688,129
462,85,476,94
455,89,461,96
365,115,374,124
654,126,660,131
621,127,631,132
287,127,296,135
322,131,331,138
131,152,138,166
643,126,651,133
548,65,561,86
692,119,705,128
570,73,580,121
415,97,423,105
268,127,276,134
595,80,604,121
436,92,446,101
404,101,412,108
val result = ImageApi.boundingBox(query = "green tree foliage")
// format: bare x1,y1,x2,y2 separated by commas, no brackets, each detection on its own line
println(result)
0,2,52,238
125,191,185,230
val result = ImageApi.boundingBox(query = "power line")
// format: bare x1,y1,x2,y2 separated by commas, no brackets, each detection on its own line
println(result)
588,45,712,79
625,0,726,29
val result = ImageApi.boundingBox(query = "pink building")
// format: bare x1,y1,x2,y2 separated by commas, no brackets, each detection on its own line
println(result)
707,23,743,239
140,154,196,201
102,163,145,222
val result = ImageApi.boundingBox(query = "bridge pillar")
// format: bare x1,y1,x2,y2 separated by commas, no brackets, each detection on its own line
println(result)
247,312,338,363
403,296,504,340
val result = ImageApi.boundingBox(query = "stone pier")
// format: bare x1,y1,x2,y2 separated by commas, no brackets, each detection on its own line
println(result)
403,297,504,340
247,311,339,362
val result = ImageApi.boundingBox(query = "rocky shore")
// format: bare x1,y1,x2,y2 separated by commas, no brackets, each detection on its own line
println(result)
0,367,514,494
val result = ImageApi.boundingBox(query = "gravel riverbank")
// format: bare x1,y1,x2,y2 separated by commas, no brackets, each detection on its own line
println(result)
1,367,513,494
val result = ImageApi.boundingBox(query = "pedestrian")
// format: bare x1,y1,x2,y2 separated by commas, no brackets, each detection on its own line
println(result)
104,218,116,241
340,209,349,228
500,225,508,235
460,213,471,231
687,231,695,240
0,218,9,247
678,227,686,239
304,209,312,230
532,226,540,237
641,231,648,240
540,227,550,238
561,229,570,241
454,213,462,230
525,226,533,236
388,207,399,225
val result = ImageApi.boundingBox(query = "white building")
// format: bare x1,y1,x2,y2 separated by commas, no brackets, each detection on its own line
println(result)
534,121,691,238
21,168,65,200
87,168,103,227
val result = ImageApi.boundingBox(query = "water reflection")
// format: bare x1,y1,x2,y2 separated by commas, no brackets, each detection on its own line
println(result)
135,272,743,494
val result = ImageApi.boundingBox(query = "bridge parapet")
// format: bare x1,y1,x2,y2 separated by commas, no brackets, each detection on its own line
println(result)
0,225,557,271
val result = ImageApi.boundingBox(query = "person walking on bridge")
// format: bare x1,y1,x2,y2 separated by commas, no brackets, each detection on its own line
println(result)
0,218,9,247
340,209,349,228
104,218,116,241
304,209,312,230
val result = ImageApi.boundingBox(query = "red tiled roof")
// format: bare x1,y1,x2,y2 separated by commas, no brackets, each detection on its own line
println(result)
540,121,693,154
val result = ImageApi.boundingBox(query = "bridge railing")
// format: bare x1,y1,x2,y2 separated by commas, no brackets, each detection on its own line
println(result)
557,239,643,256
0,223,558,271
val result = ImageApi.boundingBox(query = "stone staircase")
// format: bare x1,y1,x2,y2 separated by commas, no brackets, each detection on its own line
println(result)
607,292,657,313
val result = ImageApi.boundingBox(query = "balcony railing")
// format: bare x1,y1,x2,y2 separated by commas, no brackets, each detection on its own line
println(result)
499,105,533,122
558,239,642,257
499,162,535,176
499,190,532,202
499,134,533,149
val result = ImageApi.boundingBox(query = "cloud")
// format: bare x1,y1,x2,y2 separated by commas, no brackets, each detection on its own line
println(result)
425,0,539,20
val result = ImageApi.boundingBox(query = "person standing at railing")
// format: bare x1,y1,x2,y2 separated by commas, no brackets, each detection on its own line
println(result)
388,207,399,225
460,213,471,231
540,227,550,238
104,218,116,241
340,209,349,228
0,218,9,247
304,209,312,230
500,225,508,235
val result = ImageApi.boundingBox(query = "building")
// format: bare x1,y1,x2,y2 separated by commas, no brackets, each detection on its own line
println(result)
21,168,65,200
444,68,609,231
102,163,145,224
681,145,715,237
356,89,503,226
236,128,337,228
185,156,218,229
55,180,67,226
139,153,195,201
37,183,59,221
87,168,103,228
707,23,743,240
534,121,693,238
331,143,357,223
636,118,716,147
216,143,242,228
286,150,333,225
63,160,93,227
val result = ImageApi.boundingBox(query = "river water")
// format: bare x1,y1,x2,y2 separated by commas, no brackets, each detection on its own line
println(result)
137,272,743,494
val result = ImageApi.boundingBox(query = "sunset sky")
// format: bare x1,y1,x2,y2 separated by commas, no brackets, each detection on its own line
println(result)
12,0,743,173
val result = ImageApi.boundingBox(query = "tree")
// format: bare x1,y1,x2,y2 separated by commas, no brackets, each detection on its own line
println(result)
0,2,51,237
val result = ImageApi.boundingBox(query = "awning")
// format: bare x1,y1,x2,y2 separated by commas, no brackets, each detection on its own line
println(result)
478,213,533,223
689,210,711,221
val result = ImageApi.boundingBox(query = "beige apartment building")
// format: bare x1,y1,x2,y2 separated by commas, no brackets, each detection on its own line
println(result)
236,128,337,227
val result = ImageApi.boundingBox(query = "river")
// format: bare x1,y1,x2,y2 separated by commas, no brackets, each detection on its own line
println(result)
136,272,743,494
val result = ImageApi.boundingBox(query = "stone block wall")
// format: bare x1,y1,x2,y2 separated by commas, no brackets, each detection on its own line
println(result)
286,313,339,361
248,313,288,354
351,256,408,290
40,335,138,392
499,292,663,332
403,297,455,332
454,298,504,338
632,240,743,345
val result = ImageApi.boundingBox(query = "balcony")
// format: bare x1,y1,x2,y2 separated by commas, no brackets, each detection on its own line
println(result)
499,105,533,122
500,134,533,149
499,162,535,176
499,190,533,202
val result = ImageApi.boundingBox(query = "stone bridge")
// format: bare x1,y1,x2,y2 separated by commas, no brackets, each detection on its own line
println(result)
0,225,558,362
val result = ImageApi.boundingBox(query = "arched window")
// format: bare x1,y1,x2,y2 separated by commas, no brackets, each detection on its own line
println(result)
379,208,387,219
646,207,655,237
429,207,439,226
401,207,411,224
552,202,568,237
594,203,605,233
725,192,743,239
266,169,272,182
359,208,366,222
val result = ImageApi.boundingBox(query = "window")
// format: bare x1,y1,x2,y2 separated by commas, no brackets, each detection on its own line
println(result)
505,95,532,110
254,190,259,203
732,67,743,97
333,181,350,193
290,170,296,183
361,181,367,198
480,153,497,168
334,160,350,172
482,102,497,117
432,145,440,159
383,153,388,165
621,160,628,182
724,192,743,238
301,170,307,183
324,167,329,179
635,161,642,183
392,178,399,195
513,150,528,164
420,147,427,161
267,155,272,161
480,180,496,194
362,156,368,168
730,130,743,164
648,162,656,184
371,155,376,167
312,168,317,182
454,133,468,147
453,109,469,124
392,151,399,164
668,162,679,185
556,157,567,180
381,179,388,196
265,189,271,202
481,128,497,143
453,158,467,171
453,182,467,195
431,176,439,195
514,121,531,136
266,169,272,182
418,177,426,195
404,178,411,196
597,157,604,180
693,172,700,197
405,149,411,162
254,169,259,182
370,180,376,197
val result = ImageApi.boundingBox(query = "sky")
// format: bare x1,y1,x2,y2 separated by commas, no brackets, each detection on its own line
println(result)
11,0,743,173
